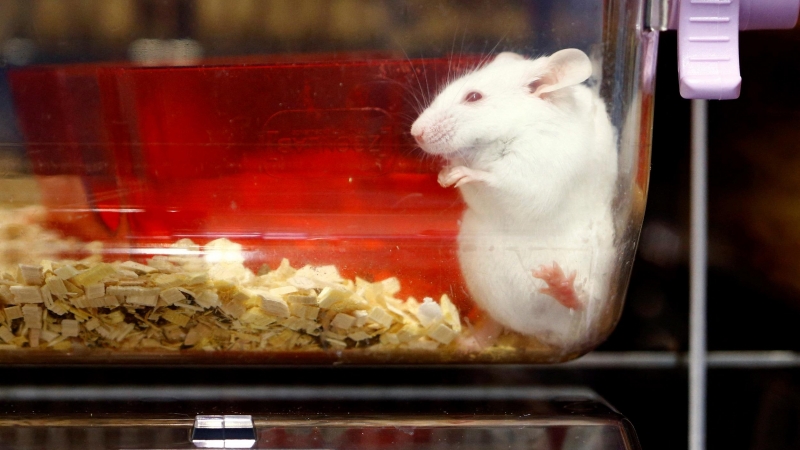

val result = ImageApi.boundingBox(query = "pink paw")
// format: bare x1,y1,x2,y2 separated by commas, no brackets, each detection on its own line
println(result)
532,262,583,310
457,317,504,352
437,166,486,188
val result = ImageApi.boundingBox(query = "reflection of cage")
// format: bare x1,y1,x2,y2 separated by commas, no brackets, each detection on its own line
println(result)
0,386,641,449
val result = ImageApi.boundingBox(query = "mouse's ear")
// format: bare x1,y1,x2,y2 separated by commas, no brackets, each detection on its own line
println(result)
529,49,592,95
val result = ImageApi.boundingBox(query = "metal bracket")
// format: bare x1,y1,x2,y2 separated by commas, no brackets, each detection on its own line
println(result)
192,415,257,449
670,0,799,99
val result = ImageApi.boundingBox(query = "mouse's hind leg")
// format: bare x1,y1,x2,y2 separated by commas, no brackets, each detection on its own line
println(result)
456,315,505,352
532,262,583,310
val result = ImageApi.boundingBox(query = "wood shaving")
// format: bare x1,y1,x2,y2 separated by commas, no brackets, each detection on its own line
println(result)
10,286,43,304
0,326,14,343
19,264,43,285
61,319,79,337
28,328,40,347
0,238,463,353
4,305,22,321
84,283,105,299
21,305,42,329
54,265,79,280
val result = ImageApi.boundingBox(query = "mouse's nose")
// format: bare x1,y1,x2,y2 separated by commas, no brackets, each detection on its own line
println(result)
412,129,425,145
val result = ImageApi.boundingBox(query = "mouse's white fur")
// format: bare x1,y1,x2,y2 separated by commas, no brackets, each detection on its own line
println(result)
411,50,618,347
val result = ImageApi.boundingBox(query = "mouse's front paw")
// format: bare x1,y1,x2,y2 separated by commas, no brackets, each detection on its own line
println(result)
438,166,488,188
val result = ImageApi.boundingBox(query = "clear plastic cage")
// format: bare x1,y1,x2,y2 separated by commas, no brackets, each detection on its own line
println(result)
0,0,656,364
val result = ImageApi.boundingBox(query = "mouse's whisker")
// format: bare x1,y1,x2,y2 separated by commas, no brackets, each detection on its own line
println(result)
448,28,459,89
392,41,430,117
375,74,428,117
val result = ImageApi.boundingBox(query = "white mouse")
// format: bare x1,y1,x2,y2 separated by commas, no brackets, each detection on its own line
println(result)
410,49,618,348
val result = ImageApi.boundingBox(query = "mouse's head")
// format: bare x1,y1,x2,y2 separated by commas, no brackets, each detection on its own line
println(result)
410,49,593,158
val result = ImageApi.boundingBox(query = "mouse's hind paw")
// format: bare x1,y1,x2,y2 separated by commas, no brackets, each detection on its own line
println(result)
532,262,583,310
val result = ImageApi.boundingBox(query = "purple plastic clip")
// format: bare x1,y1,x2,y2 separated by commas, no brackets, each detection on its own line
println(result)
672,0,799,99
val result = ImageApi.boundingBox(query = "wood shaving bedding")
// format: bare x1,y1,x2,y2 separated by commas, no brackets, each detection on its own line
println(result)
0,238,462,352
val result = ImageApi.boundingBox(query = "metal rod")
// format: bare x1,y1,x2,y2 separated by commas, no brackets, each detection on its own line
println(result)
0,386,596,402
564,350,800,369
562,351,684,368
1,347,799,402
705,351,800,368
690,98,708,450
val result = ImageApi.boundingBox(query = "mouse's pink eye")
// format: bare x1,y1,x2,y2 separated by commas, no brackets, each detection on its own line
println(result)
464,91,483,103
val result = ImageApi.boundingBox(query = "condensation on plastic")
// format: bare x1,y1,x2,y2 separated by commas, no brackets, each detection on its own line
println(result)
0,0,657,365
